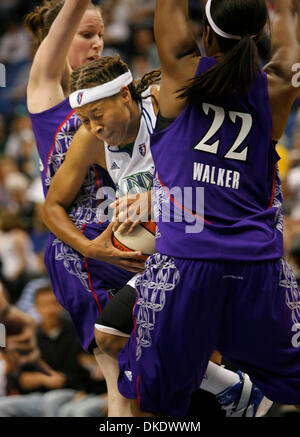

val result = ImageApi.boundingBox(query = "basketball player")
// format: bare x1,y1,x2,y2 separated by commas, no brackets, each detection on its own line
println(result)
43,55,272,417
26,0,144,416
115,0,300,417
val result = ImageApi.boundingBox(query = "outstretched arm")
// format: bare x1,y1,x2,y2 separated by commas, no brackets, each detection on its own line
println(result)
264,0,300,140
42,126,145,273
154,0,200,118
27,0,91,113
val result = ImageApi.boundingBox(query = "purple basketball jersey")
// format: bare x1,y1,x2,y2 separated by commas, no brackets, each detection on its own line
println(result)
28,97,115,235
151,57,283,261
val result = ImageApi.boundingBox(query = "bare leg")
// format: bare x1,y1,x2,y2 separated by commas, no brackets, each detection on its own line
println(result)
95,330,230,416
95,330,128,360
93,348,132,417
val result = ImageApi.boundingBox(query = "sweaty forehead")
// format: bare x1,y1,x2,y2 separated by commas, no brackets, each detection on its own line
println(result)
76,100,104,118
76,95,120,118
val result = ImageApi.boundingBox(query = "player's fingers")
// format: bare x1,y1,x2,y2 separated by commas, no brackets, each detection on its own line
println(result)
107,221,115,230
112,217,121,233
118,209,128,224
110,198,128,213
109,199,119,210
127,202,140,215
119,260,145,273
117,219,134,234
110,202,122,223
126,220,140,234
119,256,145,268
114,249,142,259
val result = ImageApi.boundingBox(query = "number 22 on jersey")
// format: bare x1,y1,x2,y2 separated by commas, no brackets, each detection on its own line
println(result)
193,103,253,162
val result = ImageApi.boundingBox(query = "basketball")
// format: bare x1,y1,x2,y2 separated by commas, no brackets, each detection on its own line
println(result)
112,221,156,261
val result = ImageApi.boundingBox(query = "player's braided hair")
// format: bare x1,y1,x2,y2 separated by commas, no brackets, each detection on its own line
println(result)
24,0,100,50
71,55,161,103
178,0,268,101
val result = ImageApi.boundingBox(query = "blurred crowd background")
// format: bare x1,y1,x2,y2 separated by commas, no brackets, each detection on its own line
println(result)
0,0,299,417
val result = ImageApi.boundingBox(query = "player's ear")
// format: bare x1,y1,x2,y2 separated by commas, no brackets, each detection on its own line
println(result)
203,25,219,56
203,25,214,52
120,86,131,103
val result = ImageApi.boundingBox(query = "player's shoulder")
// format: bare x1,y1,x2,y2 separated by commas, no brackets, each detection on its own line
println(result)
75,125,104,150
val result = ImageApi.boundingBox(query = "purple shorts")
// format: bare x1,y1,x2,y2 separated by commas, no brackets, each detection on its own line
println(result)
118,253,300,416
44,230,133,352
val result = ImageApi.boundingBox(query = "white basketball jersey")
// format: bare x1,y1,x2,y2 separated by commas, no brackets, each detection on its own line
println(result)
104,89,156,197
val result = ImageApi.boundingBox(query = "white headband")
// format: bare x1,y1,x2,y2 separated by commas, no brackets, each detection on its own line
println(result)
69,71,133,109
205,0,256,41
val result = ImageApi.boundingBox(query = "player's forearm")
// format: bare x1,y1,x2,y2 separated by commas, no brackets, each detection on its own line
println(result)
154,0,197,63
42,202,92,258
266,0,300,82
155,0,189,21
154,0,189,44
273,0,296,14
271,0,299,55
39,0,91,79
293,0,300,46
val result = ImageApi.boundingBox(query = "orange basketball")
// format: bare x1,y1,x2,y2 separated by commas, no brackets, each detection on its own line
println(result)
112,221,156,261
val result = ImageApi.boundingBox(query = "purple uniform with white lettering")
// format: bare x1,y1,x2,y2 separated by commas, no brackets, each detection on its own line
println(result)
117,57,300,416
29,98,133,352
152,57,283,261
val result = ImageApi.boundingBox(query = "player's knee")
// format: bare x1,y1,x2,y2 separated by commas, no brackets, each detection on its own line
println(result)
94,328,111,354
94,327,121,357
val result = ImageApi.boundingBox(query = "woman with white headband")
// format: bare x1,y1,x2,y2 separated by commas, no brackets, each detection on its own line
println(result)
44,53,273,417
115,0,300,417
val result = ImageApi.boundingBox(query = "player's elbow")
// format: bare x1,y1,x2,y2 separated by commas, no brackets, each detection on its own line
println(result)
41,201,49,227
42,197,56,229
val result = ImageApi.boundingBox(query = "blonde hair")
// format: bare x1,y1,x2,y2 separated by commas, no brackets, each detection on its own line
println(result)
25,0,101,50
